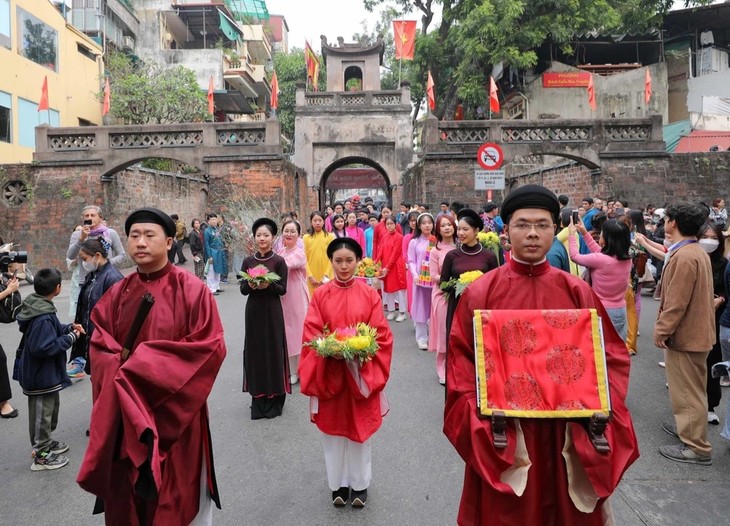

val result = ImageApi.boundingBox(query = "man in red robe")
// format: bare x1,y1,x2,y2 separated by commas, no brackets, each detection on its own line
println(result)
77,208,227,525
444,185,638,525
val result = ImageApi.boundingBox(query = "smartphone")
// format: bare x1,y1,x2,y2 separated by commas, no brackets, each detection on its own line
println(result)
11,268,18,280
83,219,92,226
615,207,625,216
572,211,580,224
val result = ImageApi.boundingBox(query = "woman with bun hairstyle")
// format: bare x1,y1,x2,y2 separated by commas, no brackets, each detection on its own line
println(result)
299,237,393,509
240,218,289,419
440,209,498,338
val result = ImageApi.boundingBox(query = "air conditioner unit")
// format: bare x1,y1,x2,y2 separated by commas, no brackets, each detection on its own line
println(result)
123,35,135,50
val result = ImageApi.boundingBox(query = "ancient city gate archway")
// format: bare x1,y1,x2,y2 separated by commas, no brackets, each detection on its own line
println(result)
319,157,391,208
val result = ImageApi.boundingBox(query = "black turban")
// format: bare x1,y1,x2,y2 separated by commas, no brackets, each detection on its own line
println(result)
326,237,363,260
500,185,560,223
125,207,176,237
456,208,483,230
251,217,278,236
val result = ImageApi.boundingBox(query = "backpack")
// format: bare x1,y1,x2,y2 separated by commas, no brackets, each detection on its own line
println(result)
0,278,21,323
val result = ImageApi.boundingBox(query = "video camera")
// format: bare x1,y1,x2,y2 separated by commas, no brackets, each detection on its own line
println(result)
0,249,27,274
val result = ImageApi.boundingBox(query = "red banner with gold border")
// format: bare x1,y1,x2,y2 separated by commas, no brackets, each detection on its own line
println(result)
473,309,610,418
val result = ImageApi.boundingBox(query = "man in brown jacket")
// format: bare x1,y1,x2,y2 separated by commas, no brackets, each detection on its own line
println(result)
654,203,715,465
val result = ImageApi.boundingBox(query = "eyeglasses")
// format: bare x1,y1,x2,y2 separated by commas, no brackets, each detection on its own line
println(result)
509,222,555,232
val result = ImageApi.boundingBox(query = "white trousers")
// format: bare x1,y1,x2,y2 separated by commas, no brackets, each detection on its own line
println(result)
322,433,371,492
206,267,220,293
382,290,406,313
415,322,429,344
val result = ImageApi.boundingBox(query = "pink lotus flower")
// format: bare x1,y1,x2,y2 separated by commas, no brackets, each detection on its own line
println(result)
334,327,357,341
247,265,268,277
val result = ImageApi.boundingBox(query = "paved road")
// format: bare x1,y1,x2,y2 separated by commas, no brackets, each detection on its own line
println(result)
1,265,728,525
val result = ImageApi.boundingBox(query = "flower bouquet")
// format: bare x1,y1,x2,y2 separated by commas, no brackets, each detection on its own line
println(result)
477,231,502,262
416,235,437,287
238,264,281,286
305,323,380,364
356,257,382,278
440,270,484,300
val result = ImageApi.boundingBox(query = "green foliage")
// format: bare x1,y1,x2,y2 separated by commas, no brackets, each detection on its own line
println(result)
102,52,209,124
362,0,714,119
272,48,325,140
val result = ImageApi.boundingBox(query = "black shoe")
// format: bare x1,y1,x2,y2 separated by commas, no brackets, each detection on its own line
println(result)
661,421,679,439
351,488,367,508
332,487,349,507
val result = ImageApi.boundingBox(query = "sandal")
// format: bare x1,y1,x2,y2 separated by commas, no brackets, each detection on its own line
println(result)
0,408,19,418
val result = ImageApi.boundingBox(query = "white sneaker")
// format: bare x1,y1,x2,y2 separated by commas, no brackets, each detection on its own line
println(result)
395,313,407,322
417,340,428,350
290,374,299,385
658,361,665,368
386,311,396,321
438,377,446,385
708,411,720,425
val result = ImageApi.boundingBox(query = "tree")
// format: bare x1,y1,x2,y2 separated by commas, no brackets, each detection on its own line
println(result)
102,52,209,124
271,48,326,140
364,0,714,120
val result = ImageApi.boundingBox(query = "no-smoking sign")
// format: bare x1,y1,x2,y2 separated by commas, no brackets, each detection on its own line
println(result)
477,142,504,170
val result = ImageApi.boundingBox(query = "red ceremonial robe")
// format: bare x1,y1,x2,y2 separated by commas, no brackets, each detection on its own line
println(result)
77,263,226,526
299,279,393,442
444,258,638,526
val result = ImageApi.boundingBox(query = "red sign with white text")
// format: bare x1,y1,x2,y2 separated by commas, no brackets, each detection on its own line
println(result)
542,71,591,88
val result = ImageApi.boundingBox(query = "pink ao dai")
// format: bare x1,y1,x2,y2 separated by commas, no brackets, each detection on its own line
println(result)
277,245,310,357
428,242,456,354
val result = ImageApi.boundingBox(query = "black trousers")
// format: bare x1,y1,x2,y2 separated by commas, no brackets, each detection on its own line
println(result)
0,344,11,402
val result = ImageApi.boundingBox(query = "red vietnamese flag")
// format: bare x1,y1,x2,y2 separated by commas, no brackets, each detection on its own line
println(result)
644,69,652,104
393,20,417,60
38,76,49,111
426,70,435,111
489,76,500,113
270,71,279,110
102,77,111,115
305,40,320,90
207,76,215,115
587,73,596,111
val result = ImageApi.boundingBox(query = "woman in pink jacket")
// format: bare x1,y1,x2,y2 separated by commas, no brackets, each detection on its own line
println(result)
569,217,632,341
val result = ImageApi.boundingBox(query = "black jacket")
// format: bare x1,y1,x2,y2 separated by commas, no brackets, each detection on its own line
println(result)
189,229,204,258
69,262,123,368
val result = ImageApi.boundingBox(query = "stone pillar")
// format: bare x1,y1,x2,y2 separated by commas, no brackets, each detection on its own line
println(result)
295,82,306,107
400,81,411,105
266,118,280,146
424,114,439,148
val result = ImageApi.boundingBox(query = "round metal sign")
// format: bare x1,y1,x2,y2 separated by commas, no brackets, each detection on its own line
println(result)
477,142,504,170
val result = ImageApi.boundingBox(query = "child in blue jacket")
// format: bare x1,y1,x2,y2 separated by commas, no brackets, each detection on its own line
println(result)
15,268,84,471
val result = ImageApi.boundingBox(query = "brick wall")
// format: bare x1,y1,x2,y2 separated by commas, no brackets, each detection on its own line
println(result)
0,163,209,275
410,152,730,212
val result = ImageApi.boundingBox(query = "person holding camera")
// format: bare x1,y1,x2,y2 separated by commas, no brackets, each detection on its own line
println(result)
0,275,20,419
66,205,126,377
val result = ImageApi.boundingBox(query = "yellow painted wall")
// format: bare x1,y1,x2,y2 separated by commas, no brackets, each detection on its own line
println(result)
0,0,103,163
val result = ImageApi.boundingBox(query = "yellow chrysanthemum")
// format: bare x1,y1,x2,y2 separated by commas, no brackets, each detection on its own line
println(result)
459,270,484,284
347,335,373,351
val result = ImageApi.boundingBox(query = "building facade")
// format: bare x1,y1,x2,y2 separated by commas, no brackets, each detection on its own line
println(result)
0,0,103,163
